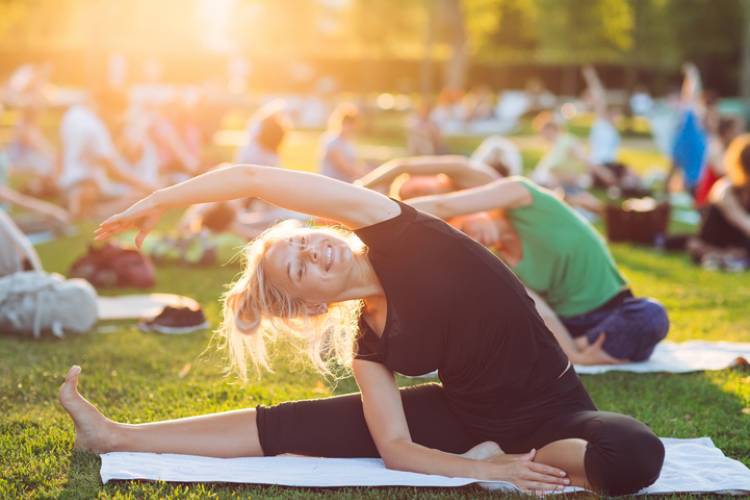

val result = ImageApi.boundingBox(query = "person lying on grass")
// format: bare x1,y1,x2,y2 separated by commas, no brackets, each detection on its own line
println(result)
359,157,670,365
60,164,664,495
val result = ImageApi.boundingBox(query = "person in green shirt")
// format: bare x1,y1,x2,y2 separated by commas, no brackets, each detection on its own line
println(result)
359,159,669,365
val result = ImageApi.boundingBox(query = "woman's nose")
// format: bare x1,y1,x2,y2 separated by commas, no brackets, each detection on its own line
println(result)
301,245,318,262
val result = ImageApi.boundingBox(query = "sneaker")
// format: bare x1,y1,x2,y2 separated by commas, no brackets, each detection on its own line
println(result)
139,305,209,334
722,255,748,273
700,254,722,271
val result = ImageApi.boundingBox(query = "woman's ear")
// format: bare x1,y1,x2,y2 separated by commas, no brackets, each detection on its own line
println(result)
304,302,329,316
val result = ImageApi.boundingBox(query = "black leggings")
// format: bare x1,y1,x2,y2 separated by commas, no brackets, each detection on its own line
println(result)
256,376,663,496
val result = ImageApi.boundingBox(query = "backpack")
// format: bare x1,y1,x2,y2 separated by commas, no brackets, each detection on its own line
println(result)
605,198,671,247
0,271,98,338
70,243,156,288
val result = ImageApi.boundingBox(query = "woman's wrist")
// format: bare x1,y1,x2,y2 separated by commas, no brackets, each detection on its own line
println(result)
148,190,168,210
473,459,510,482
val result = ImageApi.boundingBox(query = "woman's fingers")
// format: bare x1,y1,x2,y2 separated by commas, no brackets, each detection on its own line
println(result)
528,461,567,478
134,213,160,248
522,469,570,485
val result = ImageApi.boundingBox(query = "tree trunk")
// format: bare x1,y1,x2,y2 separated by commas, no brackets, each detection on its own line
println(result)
420,3,435,98
741,0,750,119
441,0,468,92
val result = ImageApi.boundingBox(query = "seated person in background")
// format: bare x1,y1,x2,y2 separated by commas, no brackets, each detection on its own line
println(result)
0,210,43,275
319,103,367,182
470,135,523,178
6,105,56,178
689,134,750,271
178,109,304,241
359,133,520,196
694,117,744,209
0,147,69,234
150,97,202,179
581,66,645,197
362,158,669,365
463,85,496,122
235,101,289,166
59,87,155,219
666,63,709,196
531,112,607,214
357,155,499,199
406,101,444,156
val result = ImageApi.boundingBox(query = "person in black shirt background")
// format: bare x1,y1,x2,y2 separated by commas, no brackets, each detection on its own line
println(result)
60,164,663,494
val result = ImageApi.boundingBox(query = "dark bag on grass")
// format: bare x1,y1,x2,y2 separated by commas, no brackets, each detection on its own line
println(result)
69,242,156,288
605,198,670,247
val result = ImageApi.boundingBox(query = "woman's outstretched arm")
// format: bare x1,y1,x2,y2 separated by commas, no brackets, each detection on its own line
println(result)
96,164,399,245
406,177,533,220
357,156,497,192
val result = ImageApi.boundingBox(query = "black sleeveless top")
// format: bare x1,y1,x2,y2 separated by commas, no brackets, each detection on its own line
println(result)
354,201,571,434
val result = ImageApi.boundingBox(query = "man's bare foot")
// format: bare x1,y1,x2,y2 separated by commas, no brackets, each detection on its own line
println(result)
59,365,119,454
462,441,504,461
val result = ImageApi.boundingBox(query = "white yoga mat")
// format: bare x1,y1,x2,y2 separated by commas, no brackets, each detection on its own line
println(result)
574,341,750,375
100,438,750,494
97,294,201,321
411,341,750,379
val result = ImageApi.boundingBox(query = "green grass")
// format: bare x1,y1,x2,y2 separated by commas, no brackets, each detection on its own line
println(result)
1,131,749,499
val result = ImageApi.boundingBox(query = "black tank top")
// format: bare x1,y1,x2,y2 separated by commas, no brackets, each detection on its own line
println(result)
354,201,571,431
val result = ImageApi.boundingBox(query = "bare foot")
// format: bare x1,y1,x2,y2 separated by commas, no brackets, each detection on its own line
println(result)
59,365,119,454
462,441,504,461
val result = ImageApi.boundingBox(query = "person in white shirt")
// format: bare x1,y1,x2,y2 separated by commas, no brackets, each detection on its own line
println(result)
59,87,154,218
319,103,367,182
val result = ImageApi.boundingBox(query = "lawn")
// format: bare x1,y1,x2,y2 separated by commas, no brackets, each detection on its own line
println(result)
1,129,749,499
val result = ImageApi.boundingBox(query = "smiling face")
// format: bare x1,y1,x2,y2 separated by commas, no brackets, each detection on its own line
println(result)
263,228,357,305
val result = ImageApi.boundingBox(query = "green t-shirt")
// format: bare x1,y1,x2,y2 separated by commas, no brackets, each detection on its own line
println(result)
508,178,626,317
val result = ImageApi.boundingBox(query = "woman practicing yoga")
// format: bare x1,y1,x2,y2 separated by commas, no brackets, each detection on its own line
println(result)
60,164,664,494
360,158,670,364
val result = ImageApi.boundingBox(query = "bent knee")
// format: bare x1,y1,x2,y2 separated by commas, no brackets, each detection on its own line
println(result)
630,299,670,361
586,414,664,495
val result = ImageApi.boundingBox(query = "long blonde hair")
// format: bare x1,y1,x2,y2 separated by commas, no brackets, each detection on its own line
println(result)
217,220,363,380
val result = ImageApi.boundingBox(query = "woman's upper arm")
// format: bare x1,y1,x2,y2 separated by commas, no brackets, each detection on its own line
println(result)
352,359,412,454
235,165,400,229
408,178,533,219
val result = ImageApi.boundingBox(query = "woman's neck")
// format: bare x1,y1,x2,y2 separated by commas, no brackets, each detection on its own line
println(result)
332,252,384,303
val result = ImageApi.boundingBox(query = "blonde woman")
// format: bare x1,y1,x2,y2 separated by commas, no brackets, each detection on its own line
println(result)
60,164,663,494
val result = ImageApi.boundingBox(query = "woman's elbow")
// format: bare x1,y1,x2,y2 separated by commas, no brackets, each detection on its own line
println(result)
379,441,411,471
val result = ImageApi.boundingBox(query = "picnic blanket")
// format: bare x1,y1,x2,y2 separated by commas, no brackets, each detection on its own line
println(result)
99,437,750,495
574,340,750,375
96,294,201,321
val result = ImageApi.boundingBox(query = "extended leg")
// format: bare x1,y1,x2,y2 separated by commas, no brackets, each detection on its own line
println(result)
59,366,262,457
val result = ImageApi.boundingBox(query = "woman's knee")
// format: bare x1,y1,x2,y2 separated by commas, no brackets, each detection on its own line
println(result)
585,413,664,495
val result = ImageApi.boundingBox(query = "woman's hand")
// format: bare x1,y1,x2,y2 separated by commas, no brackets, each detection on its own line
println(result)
95,194,164,247
486,449,570,493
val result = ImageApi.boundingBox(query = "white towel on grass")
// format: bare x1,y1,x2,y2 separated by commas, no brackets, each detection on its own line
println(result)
574,341,750,375
100,437,750,495
411,341,750,379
